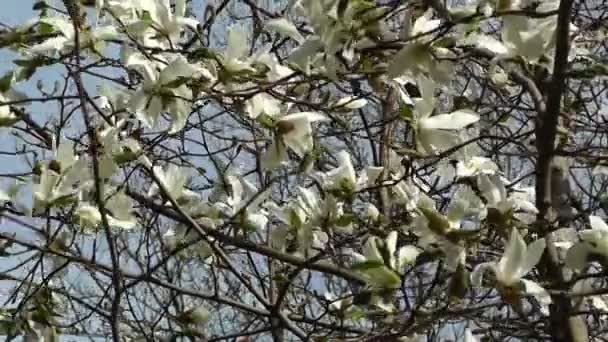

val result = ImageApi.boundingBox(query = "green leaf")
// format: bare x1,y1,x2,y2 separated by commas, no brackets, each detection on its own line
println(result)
351,259,384,271
419,206,450,235
0,71,13,92
399,105,414,121
14,57,53,81
39,22,55,35
344,308,367,320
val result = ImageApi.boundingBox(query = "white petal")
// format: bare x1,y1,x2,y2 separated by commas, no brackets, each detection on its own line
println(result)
590,216,608,232
397,246,421,269
497,229,526,285
473,34,510,55
261,140,288,170
226,25,249,59
280,111,328,123
363,237,383,262
565,242,590,270
386,231,398,258
265,18,305,44
412,9,441,35
417,128,460,154
521,279,551,315
419,110,479,130
518,238,545,279
470,262,494,287
159,56,198,84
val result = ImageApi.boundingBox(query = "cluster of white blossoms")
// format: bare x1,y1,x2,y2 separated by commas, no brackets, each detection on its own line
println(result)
0,0,604,340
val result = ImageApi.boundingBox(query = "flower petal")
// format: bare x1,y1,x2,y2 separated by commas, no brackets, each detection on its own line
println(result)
470,262,494,287
521,279,551,315
265,18,305,44
497,229,526,285
518,237,545,279
565,242,590,270
420,110,479,130
590,216,608,232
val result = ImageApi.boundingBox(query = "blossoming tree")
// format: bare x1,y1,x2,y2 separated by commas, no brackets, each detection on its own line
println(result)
0,0,606,341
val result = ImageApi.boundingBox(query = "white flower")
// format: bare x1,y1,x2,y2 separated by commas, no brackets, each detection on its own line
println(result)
212,174,269,231
364,203,380,221
163,224,213,259
352,231,420,288
33,141,88,214
148,163,198,202
127,55,197,133
566,216,608,270
455,157,499,179
105,192,138,229
263,112,328,168
245,93,282,119
30,15,119,56
265,18,305,44
316,150,358,192
472,229,550,312
324,292,353,313
278,112,328,157
149,0,199,45
331,96,368,110
76,196,137,231
478,174,538,217
406,78,479,155
220,24,255,73
0,91,24,127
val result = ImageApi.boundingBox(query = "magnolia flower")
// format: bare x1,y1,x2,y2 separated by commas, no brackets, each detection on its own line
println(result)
472,229,550,312
277,112,328,157
412,194,475,270
262,112,328,168
211,174,269,231
330,96,368,111
353,231,420,289
363,203,380,221
254,45,295,81
220,24,255,73
148,0,199,45
315,150,358,193
0,90,25,127
127,55,198,133
477,175,538,228
176,305,210,325
96,121,143,178
148,163,198,203
265,18,305,44
566,216,608,270
75,196,137,231
471,1,576,64
30,14,118,56
265,187,346,253
163,224,213,259
388,10,444,78
33,142,87,214
403,77,479,155
324,292,354,313
454,157,499,179
465,329,479,342
106,191,138,228
245,93,282,119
